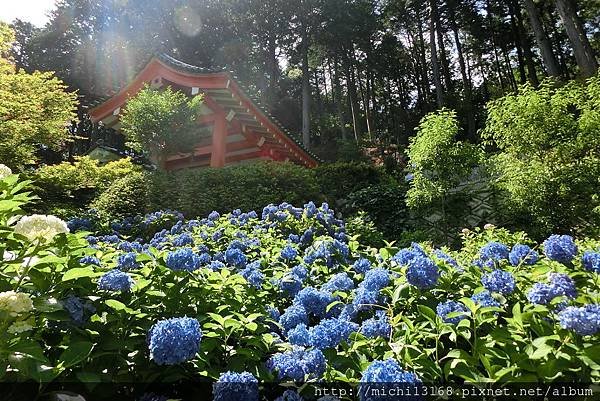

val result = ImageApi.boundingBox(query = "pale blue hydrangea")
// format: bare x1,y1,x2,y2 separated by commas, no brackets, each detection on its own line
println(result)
267,347,326,381
509,244,539,266
148,317,201,365
480,242,509,262
481,269,516,295
406,256,439,289
543,235,578,264
360,311,391,338
471,290,501,308
558,304,600,336
279,304,309,333
361,268,390,292
165,248,201,271
293,287,334,318
97,269,134,292
322,272,354,293
353,258,372,274
582,251,600,273
213,371,258,401
436,301,469,324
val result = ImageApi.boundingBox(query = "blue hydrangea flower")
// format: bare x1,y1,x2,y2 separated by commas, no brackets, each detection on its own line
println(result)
392,248,421,266
173,233,194,247
291,265,308,280
241,266,264,289
166,248,201,271
322,272,354,293
360,311,391,339
275,390,304,401
353,258,372,274
543,235,578,264
433,249,460,269
225,247,247,268
63,295,95,326
359,359,420,401
558,304,600,336
304,201,317,217
148,317,201,365
549,273,577,298
582,251,600,273
509,244,539,266
279,274,304,297
293,287,333,318
97,269,134,292
406,256,439,289
281,245,298,261
213,371,258,401
117,252,139,270
480,242,509,262
267,306,280,321
118,241,143,253
279,304,309,333
266,347,326,381
436,301,470,324
361,268,390,292
309,318,359,349
527,283,556,305
471,290,501,308
208,211,220,221
79,255,100,266
352,287,380,309
209,260,225,271
288,234,300,244
287,323,311,347
481,269,516,294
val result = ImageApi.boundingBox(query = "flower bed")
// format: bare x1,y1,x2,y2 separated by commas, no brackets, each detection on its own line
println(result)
0,167,599,400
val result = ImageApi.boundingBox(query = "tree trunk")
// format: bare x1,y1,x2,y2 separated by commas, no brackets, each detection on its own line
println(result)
266,31,279,107
430,0,444,107
416,11,430,105
301,24,311,149
553,0,598,77
448,3,475,136
332,55,347,141
511,0,539,85
435,11,453,92
522,0,561,77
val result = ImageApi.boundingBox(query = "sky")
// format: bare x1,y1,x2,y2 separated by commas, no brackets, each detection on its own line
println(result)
0,0,57,27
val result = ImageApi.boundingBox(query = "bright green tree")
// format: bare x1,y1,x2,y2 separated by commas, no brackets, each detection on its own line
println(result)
0,22,77,170
406,109,484,243
120,86,203,168
483,76,600,237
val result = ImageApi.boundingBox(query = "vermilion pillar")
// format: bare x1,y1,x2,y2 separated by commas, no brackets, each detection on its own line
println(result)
210,113,227,167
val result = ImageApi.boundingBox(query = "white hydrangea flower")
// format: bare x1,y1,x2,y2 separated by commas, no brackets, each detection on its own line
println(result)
0,291,34,317
13,214,69,243
3,250,16,261
7,318,34,334
0,164,12,180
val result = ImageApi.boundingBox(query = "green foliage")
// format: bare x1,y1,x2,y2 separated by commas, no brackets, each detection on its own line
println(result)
0,22,77,171
148,161,322,217
406,109,487,245
30,157,142,218
483,75,600,238
90,172,149,221
120,86,204,165
343,183,408,242
313,162,393,202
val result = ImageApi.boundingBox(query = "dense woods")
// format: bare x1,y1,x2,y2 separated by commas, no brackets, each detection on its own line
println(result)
9,0,599,162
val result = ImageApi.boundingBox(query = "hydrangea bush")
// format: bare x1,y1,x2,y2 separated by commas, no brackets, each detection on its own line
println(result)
0,167,599,399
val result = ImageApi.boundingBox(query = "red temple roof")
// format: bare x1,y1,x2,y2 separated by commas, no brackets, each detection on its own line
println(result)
89,54,319,169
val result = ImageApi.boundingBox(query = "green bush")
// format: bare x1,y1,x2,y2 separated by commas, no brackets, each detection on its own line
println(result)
148,161,322,217
406,109,489,245
30,157,142,218
313,162,394,202
483,75,600,239
342,183,409,242
91,172,149,221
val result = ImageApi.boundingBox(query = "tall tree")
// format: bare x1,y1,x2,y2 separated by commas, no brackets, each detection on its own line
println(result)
522,0,562,77
553,0,598,77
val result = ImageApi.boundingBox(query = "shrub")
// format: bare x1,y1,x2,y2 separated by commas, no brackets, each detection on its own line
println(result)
313,162,394,203
30,157,142,218
483,75,600,238
343,183,409,242
406,109,490,245
91,171,149,221
147,161,322,217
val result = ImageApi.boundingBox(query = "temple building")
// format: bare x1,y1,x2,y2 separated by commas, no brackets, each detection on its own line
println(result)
89,54,319,169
